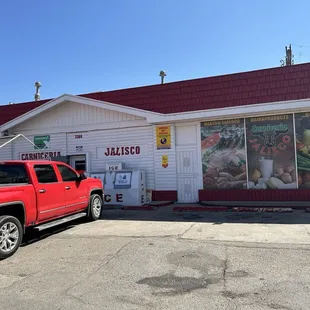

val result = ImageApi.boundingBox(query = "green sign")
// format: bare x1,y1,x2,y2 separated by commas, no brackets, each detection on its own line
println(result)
34,135,50,149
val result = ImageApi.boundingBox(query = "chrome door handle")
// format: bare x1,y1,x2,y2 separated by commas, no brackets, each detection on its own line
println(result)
65,186,71,190
39,189,46,193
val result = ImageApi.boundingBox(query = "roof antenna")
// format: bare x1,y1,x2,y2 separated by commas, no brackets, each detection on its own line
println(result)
34,81,42,101
159,70,167,84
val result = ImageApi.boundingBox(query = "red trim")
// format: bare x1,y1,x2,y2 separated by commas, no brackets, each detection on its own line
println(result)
199,189,310,202
152,190,177,201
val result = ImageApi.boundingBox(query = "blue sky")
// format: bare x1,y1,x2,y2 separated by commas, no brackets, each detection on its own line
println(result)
0,0,309,105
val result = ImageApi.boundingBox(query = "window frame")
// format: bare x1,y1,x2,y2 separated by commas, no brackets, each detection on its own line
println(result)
57,164,79,182
0,163,30,185
33,164,59,184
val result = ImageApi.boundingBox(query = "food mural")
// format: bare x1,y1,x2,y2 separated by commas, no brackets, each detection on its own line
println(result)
294,113,310,188
201,113,304,190
201,119,247,189
245,115,296,189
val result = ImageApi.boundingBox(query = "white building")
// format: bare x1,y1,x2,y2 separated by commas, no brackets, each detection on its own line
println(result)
1,63,310,206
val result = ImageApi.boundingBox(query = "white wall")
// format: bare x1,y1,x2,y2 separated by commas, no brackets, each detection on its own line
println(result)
13,101,144,130
12,101,148,135
153,125,177,190
0,138,12,160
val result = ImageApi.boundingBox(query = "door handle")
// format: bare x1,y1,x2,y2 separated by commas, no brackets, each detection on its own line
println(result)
39,189,46,193
65,186,71,190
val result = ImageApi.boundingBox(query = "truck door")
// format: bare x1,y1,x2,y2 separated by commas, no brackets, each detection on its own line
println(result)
33,164,66,221
56,164,88,213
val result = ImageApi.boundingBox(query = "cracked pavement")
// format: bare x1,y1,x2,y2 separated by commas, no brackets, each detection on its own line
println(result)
1,210,310,309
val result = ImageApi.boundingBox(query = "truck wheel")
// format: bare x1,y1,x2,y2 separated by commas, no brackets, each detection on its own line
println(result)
88,194,103,221
0,216,23,260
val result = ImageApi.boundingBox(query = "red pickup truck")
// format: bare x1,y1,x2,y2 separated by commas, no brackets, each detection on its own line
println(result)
0,160,104,259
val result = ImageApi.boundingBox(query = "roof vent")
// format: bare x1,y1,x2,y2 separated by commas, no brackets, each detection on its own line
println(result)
159,70,167,84
34,81,42,101
8,102,14,105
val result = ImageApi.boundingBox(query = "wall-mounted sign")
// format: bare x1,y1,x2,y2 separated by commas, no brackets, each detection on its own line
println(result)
162,155,168,168
20,151,61,160
156,126,171,149
75,135,83,139
104,146,141,156
106,163,123,171
76,146,83,152
34,135,50,149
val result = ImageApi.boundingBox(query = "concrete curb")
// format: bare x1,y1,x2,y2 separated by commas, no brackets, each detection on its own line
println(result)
231,207,293,213
173,206,228,212
121,206,156,211
149,201,175,207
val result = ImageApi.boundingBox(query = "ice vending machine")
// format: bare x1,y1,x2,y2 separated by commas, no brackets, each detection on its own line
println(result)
90,169,146,206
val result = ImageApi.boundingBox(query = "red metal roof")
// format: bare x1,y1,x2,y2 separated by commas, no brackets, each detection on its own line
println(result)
1,63,310,126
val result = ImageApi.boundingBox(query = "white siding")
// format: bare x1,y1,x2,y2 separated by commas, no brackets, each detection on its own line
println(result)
0,138,12,160
153,125,177,190
11,133,67,160
13,101,144,131
86,126,155,189
67,132,89,154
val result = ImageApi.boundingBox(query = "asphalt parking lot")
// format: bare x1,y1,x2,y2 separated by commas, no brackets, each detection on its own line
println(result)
1,209,310,310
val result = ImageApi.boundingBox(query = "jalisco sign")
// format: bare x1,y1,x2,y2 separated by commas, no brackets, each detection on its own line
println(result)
104,146,141,156
20,151,61,160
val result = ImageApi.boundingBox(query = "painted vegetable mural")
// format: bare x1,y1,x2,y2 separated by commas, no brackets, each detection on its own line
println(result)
245,115,297,189
294,113,310,188
201,119,247,189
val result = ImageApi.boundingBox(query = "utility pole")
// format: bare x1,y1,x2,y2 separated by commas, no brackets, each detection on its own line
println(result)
281,44,294,66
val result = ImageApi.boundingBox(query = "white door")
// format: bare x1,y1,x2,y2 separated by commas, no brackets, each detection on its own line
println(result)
70,155,86,174
176,147,200,203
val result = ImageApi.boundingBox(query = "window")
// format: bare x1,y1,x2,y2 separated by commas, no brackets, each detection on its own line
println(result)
0,164,29,184
34,165,58,183
57,165,78,182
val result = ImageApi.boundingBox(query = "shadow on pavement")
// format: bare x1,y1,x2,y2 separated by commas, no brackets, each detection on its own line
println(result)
100,208,310,225
21,217,86,247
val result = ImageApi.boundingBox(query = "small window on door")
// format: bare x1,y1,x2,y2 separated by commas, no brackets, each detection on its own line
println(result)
57,165,78,182
74,160,86,173
34,165,58,183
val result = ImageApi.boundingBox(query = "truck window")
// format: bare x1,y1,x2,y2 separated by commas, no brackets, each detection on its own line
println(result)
57,165,78,182
34,165,58,183
0,163,29,184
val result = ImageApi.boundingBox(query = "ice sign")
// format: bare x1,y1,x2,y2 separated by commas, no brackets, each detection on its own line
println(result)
114,172,132,188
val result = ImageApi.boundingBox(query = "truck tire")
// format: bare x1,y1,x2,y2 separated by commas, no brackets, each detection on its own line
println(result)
88,194,103,221
0,216,23,260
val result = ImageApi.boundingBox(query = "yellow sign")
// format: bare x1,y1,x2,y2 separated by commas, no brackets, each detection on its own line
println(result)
161,155,168,168
156,126,171,149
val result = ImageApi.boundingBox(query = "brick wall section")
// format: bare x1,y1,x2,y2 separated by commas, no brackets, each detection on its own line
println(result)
2,63,310,125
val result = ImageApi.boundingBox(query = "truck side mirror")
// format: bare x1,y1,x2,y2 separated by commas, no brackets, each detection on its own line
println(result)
77,173,87,181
